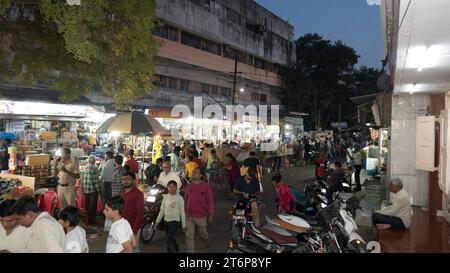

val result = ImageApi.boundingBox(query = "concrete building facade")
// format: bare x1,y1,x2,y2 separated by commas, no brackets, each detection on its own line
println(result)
148,0,296,112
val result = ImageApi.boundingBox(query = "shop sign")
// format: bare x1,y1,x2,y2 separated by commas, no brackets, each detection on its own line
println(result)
331,122,348,128
12,121,25,132
0,100,87,117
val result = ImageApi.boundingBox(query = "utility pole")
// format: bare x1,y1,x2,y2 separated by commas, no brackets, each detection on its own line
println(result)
338,103,342,130
230,52,238,141
231,52,238,105
314,88,317,131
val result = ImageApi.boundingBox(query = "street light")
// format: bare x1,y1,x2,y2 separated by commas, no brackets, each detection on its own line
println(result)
240,87,245,93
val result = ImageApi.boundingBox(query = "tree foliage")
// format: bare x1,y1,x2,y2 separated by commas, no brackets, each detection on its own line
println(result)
0,0,158,103
282,33,381,130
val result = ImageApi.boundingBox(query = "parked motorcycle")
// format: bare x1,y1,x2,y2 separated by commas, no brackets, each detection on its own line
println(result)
229,195,263,242
139,183,168,243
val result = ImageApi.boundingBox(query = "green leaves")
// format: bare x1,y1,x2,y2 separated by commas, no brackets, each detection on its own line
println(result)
0,0,157,104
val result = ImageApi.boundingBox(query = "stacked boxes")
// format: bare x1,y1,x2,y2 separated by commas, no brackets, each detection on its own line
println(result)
16,165,50,189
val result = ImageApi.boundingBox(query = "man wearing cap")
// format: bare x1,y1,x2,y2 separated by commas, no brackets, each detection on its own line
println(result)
372,178,412,230
57,148,80,210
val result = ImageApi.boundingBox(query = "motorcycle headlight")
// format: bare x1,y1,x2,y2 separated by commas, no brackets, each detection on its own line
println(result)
150,189,159,195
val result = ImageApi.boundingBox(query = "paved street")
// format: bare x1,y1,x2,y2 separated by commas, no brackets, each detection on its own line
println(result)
87,165,317,253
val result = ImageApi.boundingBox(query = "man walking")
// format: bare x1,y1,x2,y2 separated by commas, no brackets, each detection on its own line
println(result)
352,146,363,191
99,151,115,204
120,172,144,252
124,149,139,174
80,156,100,226
184,168,214,253
57,148,79,210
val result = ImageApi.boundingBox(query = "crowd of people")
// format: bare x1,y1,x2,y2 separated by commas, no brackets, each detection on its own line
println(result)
0,133,411,254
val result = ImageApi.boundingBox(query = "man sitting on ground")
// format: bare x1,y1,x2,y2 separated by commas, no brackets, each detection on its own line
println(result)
372,178,411,230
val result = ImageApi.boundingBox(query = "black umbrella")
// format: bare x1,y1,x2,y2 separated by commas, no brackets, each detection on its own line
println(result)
96,112,169,136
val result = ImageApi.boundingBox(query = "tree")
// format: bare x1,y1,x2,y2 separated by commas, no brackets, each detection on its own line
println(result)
282,33,380,130
0,0,158,103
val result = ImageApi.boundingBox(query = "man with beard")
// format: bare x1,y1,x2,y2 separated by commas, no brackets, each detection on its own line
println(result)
120,172,144,252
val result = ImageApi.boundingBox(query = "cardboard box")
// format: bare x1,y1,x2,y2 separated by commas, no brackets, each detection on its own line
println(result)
17,145,33,153
63,132,77,140
25,154,50,166
39,131,57,140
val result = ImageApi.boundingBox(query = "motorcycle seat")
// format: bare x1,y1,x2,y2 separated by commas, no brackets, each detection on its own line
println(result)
252,226,298,244
267,217,309,234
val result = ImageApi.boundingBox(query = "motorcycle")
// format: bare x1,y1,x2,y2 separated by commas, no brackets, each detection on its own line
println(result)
229,195,262,242
139,183,168,243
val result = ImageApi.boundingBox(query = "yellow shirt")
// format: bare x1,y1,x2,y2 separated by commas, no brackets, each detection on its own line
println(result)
185,161,199,178
152,140,161,164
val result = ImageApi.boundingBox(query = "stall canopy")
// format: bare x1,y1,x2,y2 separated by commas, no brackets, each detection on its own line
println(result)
350,92,392,127
96,112,170,136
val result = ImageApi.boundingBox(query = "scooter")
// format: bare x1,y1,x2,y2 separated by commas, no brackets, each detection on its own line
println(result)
139,184,168,243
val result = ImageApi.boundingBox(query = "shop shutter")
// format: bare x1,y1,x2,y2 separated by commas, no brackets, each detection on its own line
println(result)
416,116,436,172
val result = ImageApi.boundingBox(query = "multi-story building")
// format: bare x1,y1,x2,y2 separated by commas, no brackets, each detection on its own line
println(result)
147,0,296,113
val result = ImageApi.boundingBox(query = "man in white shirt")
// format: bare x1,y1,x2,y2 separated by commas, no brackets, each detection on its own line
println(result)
0,200,32,253
99,151,115,203
372,178,412,230
157,161,182,190
12,196,65,253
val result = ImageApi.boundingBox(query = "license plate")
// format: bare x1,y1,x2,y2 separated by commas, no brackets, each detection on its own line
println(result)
146,196,156,203
235,209,245,216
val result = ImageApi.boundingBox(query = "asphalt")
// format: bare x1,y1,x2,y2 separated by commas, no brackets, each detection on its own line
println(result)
87,165,317,253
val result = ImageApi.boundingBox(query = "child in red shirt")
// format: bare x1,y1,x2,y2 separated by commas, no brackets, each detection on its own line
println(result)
271,174,295,213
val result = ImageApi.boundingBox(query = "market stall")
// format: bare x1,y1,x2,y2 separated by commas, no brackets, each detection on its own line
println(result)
96,112,170,179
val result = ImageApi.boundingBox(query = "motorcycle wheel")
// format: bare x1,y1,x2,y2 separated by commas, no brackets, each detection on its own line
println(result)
140,222,156,244
231,222,241,242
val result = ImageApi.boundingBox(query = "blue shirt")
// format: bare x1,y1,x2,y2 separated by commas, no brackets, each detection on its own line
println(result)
235,176,260,195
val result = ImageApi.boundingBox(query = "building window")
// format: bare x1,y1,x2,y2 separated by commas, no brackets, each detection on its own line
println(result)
154,24,178,42
201,39,221,55
180,79,190,91
201,84,210,93
210,85,219,95
180,31,221,56
154,75,167,87
255,58,266,70
260,94,267,103
168,77,178,89
220,87,231,97
181,31,201,49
